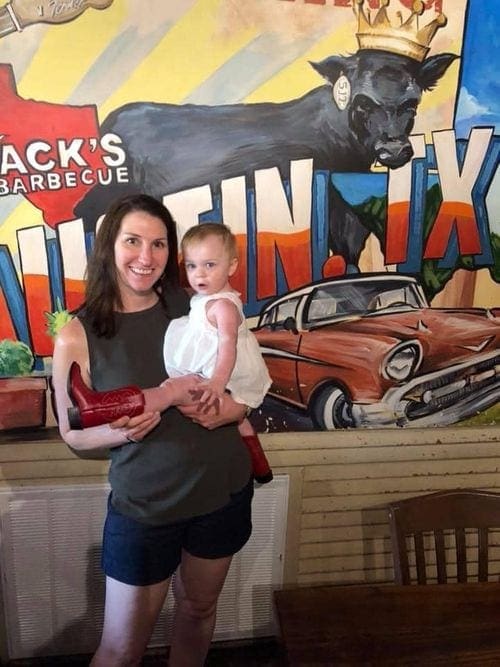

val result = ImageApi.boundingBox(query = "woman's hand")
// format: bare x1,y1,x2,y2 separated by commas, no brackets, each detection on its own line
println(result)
109,411,161,443
178,393,246,430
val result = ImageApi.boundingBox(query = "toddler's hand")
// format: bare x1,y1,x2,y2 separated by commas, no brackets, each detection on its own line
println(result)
194,380,225,412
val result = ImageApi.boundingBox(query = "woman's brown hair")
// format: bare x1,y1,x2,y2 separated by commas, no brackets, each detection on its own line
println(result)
81,194,180,338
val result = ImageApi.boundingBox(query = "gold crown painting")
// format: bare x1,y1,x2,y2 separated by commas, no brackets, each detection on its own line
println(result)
354,0,447,62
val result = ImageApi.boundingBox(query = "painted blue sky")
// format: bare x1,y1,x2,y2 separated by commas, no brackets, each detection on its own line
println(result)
455,0,500,235
455,0,500,138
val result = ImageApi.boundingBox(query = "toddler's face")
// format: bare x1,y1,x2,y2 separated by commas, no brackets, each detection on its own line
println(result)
183,234,238,295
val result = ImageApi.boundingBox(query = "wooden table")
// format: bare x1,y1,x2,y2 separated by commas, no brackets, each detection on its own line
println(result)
274,582,500,665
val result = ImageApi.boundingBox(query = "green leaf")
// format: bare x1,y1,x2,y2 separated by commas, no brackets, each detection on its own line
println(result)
0,340,34,377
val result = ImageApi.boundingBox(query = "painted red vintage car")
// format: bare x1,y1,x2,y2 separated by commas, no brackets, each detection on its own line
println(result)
253,274,500,429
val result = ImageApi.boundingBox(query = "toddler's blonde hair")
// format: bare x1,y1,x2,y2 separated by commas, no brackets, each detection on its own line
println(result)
181,222,238,259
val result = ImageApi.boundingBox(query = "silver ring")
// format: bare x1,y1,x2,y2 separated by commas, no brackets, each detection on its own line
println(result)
126,435,138,444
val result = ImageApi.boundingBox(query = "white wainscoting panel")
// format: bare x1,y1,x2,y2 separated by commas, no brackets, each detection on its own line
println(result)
0,476,288,659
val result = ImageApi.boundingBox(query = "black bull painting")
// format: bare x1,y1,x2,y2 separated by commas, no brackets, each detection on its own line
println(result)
77,48,457,269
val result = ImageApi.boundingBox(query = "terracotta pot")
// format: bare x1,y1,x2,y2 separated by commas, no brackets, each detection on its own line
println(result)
0,376,47,430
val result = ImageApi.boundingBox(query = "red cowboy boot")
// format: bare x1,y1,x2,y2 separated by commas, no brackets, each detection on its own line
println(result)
67,361,145,430
241,435,273,484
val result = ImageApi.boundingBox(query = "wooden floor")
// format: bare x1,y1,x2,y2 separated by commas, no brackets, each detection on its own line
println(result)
5,638,285,666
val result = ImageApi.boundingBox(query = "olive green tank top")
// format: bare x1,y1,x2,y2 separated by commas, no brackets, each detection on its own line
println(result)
79,287,251,525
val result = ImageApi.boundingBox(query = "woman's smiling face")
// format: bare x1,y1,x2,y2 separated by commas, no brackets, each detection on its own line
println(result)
114,210,169,305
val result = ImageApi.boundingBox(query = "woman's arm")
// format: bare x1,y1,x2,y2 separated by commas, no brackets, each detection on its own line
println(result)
52,318,160,450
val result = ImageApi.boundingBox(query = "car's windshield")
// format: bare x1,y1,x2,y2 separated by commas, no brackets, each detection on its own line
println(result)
304,280,426,324
259,296,301,329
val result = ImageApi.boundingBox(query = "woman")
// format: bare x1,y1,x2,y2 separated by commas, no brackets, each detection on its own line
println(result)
52,194,252,666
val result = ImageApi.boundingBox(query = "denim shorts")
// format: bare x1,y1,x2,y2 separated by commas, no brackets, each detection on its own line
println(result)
101,478,253,586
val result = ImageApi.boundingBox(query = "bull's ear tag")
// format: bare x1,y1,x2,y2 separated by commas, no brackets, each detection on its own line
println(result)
333,73,350,110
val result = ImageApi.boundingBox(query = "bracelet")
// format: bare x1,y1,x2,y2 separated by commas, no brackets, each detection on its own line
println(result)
244,405,253,418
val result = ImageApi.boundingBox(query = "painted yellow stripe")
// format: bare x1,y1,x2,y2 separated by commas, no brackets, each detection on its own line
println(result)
17,1,126,103
99,0,258,118
245,25,462,110
1,200,45,259
418,44,461,113
245,17,356,104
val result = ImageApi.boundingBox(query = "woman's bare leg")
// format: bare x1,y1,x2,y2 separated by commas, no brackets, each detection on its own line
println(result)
90,575,170,667
168,551,232,666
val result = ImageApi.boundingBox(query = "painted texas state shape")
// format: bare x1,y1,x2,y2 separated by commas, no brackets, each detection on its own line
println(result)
0,63,107,227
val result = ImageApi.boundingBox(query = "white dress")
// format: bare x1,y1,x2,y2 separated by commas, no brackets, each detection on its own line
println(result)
163,291,272,408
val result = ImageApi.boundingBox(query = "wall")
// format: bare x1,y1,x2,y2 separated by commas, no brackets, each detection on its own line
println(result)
268,427,500,584
1,427,499,586
0,1,497,655
0,0,498,435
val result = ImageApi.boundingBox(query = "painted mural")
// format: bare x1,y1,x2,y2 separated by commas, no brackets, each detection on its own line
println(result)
0,0,498,434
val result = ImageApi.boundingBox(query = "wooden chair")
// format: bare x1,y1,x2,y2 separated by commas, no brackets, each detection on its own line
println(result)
388,489,500,585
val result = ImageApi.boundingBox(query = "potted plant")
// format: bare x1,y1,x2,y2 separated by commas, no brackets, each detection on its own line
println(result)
0,339,47,430
45,297,73,340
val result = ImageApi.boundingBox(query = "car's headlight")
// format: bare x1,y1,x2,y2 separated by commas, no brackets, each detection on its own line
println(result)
382,341,422,381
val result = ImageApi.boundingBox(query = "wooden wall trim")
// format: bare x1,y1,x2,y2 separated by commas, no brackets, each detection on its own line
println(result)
0,425,499,587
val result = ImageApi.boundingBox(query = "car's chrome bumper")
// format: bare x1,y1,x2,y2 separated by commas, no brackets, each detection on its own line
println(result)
352,350,500,428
